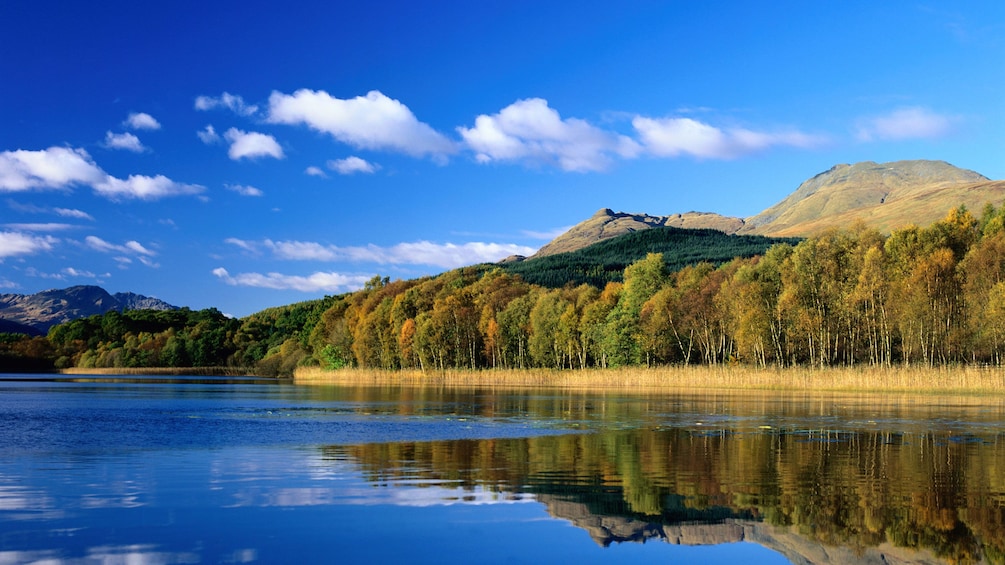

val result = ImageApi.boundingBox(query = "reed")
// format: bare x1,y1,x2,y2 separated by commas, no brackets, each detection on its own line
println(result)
60,366,259,377
293,365,1005,395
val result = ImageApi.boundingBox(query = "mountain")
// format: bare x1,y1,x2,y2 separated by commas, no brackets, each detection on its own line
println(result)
538,160,1003,255
0,318,40,335
0,285,178,335
740,160,998,236
534,208,744,258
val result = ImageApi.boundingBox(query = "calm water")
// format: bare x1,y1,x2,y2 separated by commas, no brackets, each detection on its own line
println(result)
1,375,1004,564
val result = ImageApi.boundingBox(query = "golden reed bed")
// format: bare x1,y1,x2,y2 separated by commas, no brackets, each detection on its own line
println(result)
294,365,1005,395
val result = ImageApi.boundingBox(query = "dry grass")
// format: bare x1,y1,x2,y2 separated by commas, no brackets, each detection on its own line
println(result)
60,366,258,377
294,365,1005,395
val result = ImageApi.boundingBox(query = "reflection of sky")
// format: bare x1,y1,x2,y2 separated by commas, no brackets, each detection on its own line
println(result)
2,445,533,515
0,379,815,564
0,545,214,565
231,484,536,509
217,449,536,509
0,445,791,564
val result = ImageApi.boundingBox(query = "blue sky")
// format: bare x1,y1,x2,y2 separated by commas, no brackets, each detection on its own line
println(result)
1,1,1003,317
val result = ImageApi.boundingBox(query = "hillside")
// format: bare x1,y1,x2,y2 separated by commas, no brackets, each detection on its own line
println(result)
501,226,798,288
533,208,743,258
0,285,178,334
741,160,997,236
540,160,1003,254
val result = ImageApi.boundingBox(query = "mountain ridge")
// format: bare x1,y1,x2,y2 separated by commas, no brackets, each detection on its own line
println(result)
535,160,1003,257
0,285,178,335
738,159,992,236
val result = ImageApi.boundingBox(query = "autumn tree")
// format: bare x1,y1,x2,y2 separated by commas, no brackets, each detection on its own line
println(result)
604,254,667,366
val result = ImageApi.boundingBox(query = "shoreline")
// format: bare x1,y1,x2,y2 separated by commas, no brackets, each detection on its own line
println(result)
293,365,1005,395
59,366,262,377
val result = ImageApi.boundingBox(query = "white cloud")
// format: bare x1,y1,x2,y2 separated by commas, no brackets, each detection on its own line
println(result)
368,241,538,267
85,235,155,256
855,107,955,142
228,238,538,269
224,237,258,252
328,156,378,175
104,131,146,152
84,236,119,254
0,231,57,259
93,174,205,200
225,183,264,197
458,98,641,172
267,89,456,159
6,201,48,214
124,112,161,130
521,226,572,240
265,240,337,261
0,146,203,200
0,147,106,191
125,240,155,255
632,116,822,159
55,208,94,220
25,267,108,280
8,202,94,221
213,267,372,293
3,223,77,232
194,92,259,116
304,166,327,178
64,267,100,278
24,267,65,280
223,128,284,160
197,125,221,144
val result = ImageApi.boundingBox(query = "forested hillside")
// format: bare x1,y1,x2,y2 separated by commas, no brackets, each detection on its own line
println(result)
46,308,240,369
501,226,799,288
0,298,335,376
296,203,1005,371
5,203,1005,376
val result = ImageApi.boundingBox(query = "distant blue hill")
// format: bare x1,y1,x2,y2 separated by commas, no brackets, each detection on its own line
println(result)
0,285,178,335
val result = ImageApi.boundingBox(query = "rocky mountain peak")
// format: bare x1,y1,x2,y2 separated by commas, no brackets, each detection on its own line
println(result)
531,160,1000,257
0,285,178,334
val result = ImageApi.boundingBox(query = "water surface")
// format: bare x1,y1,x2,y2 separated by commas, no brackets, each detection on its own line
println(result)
2,374,1003,563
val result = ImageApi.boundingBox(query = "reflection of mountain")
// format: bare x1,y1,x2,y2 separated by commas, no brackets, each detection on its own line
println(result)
538,497,948,565
323,405,1005,565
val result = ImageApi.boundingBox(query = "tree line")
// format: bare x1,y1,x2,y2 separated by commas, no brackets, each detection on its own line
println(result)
3,203,1005,375
307,203,1005,371
499,224,798,288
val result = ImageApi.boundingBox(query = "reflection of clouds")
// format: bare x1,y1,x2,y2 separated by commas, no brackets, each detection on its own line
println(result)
222,548,258,564
0,545,201,565
0,484,65,521
358,485,535,508
0,485,48,510
80,493,143,509
0,550,62,564
221,451,536,509
86,544,200,564
227,487,338,508
226,484,534,509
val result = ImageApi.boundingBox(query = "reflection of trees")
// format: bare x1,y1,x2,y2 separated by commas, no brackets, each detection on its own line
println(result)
323,425,1005,564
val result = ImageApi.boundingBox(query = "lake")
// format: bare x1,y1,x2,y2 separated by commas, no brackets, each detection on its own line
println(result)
1,375,1003,564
